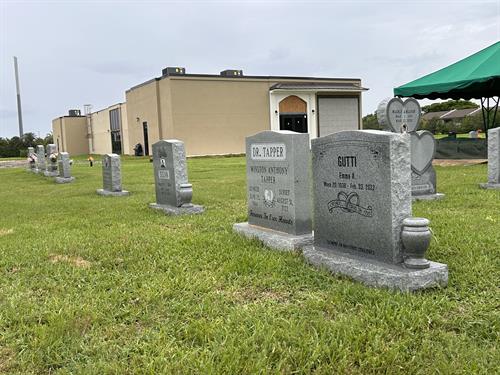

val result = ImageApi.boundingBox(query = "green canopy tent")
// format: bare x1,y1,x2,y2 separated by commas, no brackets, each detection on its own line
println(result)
394,41,500,132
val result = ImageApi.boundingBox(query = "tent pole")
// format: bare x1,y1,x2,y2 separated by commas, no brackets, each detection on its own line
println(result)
481,98,487,136
491,97,499,130
487,98,490,134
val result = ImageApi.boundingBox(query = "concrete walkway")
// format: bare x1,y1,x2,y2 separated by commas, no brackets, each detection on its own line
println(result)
0,160,27,169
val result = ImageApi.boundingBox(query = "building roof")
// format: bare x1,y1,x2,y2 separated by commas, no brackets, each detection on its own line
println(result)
441,108,480,120
269,82,367,91
422,111,449,121
127,72,364,92
422,107,481,121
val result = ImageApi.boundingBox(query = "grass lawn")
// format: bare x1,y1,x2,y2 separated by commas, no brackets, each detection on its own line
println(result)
0,157,499,374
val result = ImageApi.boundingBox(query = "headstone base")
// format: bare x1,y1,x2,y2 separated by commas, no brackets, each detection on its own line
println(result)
55,177,75,184
44,171,59,177
149,202,204,216
96,189,130,197
412,193,445,201
233,222,313,251
302,245,448,292
479,182,500,190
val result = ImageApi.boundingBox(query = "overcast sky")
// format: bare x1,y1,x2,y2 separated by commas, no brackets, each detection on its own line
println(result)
1,0,499,138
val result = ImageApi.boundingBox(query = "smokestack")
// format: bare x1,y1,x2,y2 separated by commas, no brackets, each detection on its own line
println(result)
13,56,24,137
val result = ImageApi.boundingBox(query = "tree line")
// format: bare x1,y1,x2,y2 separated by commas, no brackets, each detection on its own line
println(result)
0,132,53,158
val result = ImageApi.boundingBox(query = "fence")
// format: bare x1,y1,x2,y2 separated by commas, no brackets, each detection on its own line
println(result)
435,138,487,159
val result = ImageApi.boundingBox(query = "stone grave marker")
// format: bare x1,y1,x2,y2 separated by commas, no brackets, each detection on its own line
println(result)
233,130,313,250
55,152,75,184
149,140,204,215
410,130,444,198
377,97,444,201
44,144,59,177
27,147,36,172
480,127,500,190
35,145,45,174
302,130,448,291
96,154,129,196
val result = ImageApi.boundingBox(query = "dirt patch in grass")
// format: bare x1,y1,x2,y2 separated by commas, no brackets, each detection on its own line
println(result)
0,228,14,236
433,159,487,167
49,254,91,268
218,287,291,304
0,347,15,373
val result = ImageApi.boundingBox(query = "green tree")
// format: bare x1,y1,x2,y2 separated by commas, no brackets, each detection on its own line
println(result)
420,118,443,134
362,113,382,130
43,132,53,146
421,100,478,113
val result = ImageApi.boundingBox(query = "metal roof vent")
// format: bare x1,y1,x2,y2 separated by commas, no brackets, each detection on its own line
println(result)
68,109,81,116
162,67,186,76
220,69,243,77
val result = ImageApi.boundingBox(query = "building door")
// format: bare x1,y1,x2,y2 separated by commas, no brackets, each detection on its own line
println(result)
317,97,359,137
143,122,149,156
111,132,122,154
278,95,308,133
279,114,308,133
109,108,122,154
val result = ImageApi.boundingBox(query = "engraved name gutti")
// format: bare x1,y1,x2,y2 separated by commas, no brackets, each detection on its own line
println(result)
321,150,379,219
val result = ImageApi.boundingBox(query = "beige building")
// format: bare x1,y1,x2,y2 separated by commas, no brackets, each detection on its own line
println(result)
53,67,367,156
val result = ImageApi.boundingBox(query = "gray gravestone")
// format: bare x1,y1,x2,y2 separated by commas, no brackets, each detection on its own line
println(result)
55,152,75,183
302,130,448,291
27,147,35,172
377,97,421,133
233,130,313,251
480,127,500,190
44,144,59,177
410,130,444,199
377,97,444,201
35,145,45,173
96,154,129,196
149,140,204,215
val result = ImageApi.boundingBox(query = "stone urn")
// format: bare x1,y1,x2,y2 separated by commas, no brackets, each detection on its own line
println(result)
401,217,431,269
179,183,193,207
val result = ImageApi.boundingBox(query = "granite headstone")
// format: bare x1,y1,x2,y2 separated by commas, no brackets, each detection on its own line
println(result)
302,130,448,291
149,139,204,215
480,127,500,190
233,130,313,251
35,145,45,173
55,152,75,183
378,97,444,201
27,147,36,172
44,144,59,177
377,97,421,133
96,154,129,196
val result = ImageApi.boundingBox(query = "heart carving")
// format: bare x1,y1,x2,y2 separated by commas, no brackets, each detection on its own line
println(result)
410,130,435,175
377,97,421,133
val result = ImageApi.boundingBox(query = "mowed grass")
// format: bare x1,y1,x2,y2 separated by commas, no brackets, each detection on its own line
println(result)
0,157,499,374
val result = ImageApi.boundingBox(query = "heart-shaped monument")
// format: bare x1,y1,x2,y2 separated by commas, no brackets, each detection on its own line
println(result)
377,97,421,133
410,130,435,175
